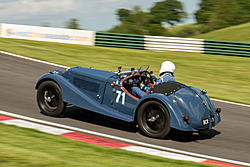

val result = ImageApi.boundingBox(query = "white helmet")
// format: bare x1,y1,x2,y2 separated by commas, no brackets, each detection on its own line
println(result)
159,61,175,75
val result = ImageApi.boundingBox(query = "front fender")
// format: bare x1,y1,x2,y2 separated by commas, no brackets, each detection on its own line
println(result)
36,72,99,110
36,73,61,89
35,73,132,122
134,93,197,132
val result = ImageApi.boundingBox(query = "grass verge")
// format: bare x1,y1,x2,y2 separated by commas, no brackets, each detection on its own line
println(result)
166,23,210,37
0,123,214,167
194,22,250,43
0,37,249,104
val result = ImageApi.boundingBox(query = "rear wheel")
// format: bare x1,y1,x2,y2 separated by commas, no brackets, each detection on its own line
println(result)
137,101,170,138
37,81,65,116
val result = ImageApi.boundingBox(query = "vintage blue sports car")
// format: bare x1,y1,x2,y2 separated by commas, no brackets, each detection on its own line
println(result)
35,66,221,139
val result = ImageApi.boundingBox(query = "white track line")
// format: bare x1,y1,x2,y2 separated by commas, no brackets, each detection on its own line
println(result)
0,50,69,69
2,119,72,135
0,110,249,167
122,146,206,162
1,50,249,108
211,98,250,108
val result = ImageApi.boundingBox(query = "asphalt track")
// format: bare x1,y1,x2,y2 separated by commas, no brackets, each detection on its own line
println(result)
0,52,249,163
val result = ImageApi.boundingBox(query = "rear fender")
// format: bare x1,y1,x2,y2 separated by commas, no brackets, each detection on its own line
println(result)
134,93,197,131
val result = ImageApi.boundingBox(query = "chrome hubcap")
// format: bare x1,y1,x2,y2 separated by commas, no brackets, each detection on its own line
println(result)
147,114,160,122
43,89,58,110
44,91,55,103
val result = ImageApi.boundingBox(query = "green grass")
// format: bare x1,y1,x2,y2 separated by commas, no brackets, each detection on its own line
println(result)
194,22,250,42
0,123,214,167
0,37,250,105
166,24,209,37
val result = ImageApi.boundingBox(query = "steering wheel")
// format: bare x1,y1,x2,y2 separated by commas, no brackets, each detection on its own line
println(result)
138,71,154,87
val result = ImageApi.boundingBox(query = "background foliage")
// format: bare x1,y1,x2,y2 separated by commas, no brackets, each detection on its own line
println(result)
108,0,250,38
109,0,186,36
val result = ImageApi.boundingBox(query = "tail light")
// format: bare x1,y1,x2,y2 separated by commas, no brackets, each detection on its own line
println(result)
183,116,190,125
216,108,221,114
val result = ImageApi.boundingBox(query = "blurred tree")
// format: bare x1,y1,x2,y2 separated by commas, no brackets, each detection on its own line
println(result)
195,0,214,24
65,18,81,29
195,0,250,29
147,24,166,36
132,5,142,14
113,10,153,35
110,0,187,36
230,0,250,25
111,7,166,36
150,0,187,26
209,0,232,29
41,22,51,27
116,8,131,22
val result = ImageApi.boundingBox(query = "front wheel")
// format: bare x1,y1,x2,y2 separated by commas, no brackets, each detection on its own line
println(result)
137,101,170,139
37,81,65,117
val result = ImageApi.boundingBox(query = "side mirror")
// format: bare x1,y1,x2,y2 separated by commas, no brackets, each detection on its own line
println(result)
131,68,135,75
201,89,207,95
118,66,122,72
117,66,122,80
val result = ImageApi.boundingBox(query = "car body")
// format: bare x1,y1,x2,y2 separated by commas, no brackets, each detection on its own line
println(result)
35,66,221,138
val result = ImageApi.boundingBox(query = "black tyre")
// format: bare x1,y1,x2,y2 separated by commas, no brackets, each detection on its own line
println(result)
137,101,170,139
37,81,65,117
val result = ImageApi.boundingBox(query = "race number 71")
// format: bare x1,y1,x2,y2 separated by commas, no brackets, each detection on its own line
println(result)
115,90,126,105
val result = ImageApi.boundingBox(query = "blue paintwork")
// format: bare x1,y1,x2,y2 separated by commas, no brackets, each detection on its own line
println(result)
36,66,221,132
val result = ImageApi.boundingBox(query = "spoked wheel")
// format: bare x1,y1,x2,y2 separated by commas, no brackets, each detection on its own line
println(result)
37,81,65,117
137,101,170,139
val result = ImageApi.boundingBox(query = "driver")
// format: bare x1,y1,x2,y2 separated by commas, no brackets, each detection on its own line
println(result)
132,61,176,98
